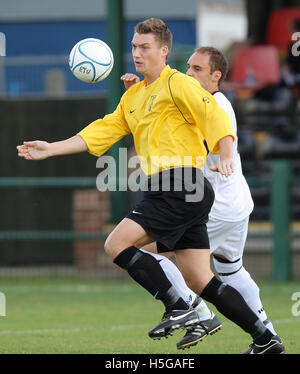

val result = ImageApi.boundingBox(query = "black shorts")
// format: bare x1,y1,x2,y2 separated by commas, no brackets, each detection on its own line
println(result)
127,168,214,252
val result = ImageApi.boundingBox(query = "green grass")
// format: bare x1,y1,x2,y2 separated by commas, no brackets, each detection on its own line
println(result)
0,277,299,354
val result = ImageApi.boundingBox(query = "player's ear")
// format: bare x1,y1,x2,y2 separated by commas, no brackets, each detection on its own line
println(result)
161,45,169,59
212,70,222,83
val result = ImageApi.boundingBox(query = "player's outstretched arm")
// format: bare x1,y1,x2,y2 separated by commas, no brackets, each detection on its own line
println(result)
17,135,88,160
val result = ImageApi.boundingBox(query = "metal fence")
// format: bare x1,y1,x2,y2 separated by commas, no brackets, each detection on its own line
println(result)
0,161,299,280
0,48,193,98
0,55,113,98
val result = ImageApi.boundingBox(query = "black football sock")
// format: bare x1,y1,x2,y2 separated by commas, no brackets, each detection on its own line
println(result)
113,246,189,312
201,276,274,344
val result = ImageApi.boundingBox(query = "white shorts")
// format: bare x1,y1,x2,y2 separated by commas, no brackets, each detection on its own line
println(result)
207,216,249,262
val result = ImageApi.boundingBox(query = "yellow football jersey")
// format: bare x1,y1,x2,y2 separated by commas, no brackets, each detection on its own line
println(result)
78,65,234,176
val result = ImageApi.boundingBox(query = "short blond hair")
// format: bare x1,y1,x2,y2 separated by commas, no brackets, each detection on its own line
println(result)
134,18,173,54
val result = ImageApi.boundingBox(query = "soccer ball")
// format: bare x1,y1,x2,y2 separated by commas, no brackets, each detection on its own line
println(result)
69,38,114,83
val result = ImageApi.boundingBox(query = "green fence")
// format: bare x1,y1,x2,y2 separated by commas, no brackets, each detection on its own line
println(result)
0,160,299,280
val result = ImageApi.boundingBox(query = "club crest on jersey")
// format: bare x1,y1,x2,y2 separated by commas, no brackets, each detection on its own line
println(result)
148,95,157,112
203,97,210,103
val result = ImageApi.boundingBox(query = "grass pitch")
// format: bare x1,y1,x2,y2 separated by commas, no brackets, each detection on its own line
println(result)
0,277,299,354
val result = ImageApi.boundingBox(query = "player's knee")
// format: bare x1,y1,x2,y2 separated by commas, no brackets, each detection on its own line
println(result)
213,255,243,277
184,273,213,295
104,235,124,259
104,238,113,257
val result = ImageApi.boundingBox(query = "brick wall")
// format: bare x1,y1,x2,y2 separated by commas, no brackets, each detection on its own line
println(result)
72,189,124,277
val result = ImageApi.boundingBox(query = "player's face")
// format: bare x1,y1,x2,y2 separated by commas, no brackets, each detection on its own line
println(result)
186,52,219,92
131,33,168,77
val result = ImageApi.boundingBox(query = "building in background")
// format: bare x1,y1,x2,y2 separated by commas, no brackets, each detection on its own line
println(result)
1,0,299,280
0,0,246,97
196,0,247,51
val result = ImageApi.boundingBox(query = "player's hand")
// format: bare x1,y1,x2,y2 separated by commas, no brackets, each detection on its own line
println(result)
120,73,140,90
16,141,51,160
209,158,234,177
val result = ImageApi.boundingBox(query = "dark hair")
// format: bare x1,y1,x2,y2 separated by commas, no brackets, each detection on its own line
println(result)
134,18,173,55
292,19,300,32
194,46,229,84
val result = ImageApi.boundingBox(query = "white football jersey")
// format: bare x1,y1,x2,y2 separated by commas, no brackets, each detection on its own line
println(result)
204,91,254,221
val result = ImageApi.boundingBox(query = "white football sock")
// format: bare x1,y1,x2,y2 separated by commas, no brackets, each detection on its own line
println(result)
194,298,213,321
213,256,277,335
141,249,212,320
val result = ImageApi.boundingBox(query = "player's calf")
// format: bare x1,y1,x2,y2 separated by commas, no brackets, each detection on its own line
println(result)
200,275,283,353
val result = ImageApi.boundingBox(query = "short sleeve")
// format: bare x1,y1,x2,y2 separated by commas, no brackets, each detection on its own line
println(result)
77,98,131,157
168,73,235,153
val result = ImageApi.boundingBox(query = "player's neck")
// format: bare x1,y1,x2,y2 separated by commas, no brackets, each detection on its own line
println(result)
208,84,220,95
144,64,166,86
